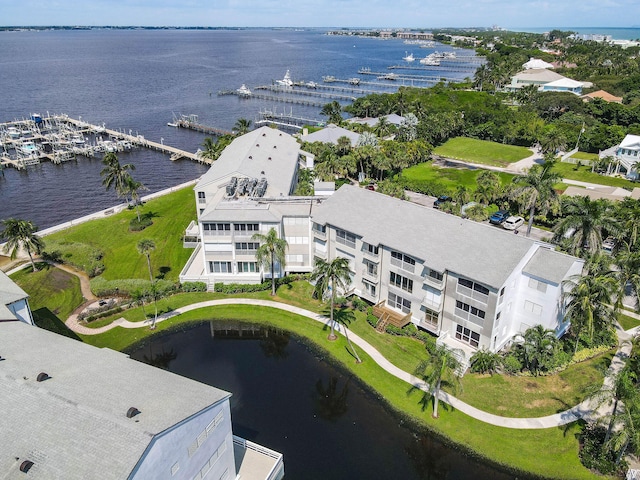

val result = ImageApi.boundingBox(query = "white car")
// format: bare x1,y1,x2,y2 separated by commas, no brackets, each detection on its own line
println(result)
503,216,525,230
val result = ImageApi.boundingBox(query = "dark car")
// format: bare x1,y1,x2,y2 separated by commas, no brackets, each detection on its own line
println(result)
489,210,510,225
433,195,452,209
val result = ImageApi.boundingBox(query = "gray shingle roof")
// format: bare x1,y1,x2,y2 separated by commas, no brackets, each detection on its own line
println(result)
196,127,301,197
311,185,576,288
301,124,361,146
522,247,579,285
0,321,230,479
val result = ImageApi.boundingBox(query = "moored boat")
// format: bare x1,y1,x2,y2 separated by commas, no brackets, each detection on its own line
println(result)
236,84,252,97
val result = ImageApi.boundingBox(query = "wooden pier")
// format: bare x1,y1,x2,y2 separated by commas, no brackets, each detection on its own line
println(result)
355,69,460,83
218,90,328,107
171,114,233,137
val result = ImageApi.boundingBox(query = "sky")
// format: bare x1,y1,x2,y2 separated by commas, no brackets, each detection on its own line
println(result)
3,0,640,29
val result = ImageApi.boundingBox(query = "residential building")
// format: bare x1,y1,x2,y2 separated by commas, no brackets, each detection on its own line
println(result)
581,90,623,104
522,58,554,70
309,186,583,364
540,78,584,95
609,134,640,178
0,269,33,324
300,123,361,146
179,127,318,288
0,320,284,480
507,68,591,94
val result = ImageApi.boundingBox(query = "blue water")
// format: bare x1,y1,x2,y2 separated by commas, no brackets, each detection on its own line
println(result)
0,28,475,230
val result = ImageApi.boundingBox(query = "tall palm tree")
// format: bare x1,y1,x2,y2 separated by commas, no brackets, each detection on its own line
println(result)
100,152,135,204
126,177,147,222
614,248,640,312
252,227,288,296
562,273,618,353
1,218,45,272
310,257,352,341
137,239,156,282
320,101,343,125
413,344,462,418
517,325,558,376
553,196,619,256
233,118,252,135
510,163,561,237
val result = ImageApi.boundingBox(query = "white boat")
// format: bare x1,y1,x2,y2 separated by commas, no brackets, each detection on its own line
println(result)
403,52,415,62
322,75,336,83
305,81,318,89
420,55,441,66
71,134,85,145
167,122,178,127
348,77,360,85
276,70,293,87
443,52,456,59
377,73,397,81
236,84,252,97
7,126,21,139
18,140,38,156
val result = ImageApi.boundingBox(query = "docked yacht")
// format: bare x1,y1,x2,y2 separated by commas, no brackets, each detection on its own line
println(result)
276,70,293,87
236,84,252,97
402,52,415,62
420,54,441,66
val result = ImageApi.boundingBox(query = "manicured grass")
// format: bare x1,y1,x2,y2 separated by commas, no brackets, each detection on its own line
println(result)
11,264,84,320
570,152,599,162
619,312,640,331
458,351,613,418
81,305,602,479
402,162,515,191
433,137,532,167
43,187,196,282
552,162,638,190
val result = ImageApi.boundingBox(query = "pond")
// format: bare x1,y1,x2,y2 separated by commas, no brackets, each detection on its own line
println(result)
128,321,516,480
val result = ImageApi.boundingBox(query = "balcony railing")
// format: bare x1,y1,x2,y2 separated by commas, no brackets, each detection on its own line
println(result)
362,249,380,261
390,257,415,273
421,296,442,311
361,267,378,279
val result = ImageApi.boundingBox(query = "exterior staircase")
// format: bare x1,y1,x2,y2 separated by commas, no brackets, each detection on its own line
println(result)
375,313,390,333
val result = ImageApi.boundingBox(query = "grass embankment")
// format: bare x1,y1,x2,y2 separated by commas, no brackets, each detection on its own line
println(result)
18,187,610,479
433,137,532,167
43,187,196,281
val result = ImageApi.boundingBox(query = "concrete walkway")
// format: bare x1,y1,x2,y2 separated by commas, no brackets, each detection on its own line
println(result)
65,297,636,430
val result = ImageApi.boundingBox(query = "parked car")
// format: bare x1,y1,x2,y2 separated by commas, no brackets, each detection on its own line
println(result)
489,210,510,225
433,195,452,209
602,237,617,255
503,216,525,230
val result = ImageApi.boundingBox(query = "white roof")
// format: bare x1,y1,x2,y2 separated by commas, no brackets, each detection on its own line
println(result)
620,134,640,150
522,58,554,70
0,270,29,321
542,78,583,89
513,68,566,83
0,321,231,479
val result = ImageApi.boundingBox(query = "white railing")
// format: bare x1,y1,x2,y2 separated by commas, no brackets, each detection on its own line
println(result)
233,435,284,480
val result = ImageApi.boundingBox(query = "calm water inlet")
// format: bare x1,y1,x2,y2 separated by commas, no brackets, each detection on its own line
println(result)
128,321,515,480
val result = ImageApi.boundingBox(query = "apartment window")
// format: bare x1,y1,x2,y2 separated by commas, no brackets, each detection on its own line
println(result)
237,262,257,273
423,307,439,327
390,272,413,293
524,300,543,316
209,261,232,273
426,268,443,282
203,223,231,234
457,277,490,297
364,259,378,276
455,300,486,326
456,324,480,348
528,277,548,293
234,223,259,232
363,281,377,297
236,242,259,253
390,250,415,273
388,292,411,314
312,223,326,234
336,229,356,248
197,191,206,204
363,242,379,256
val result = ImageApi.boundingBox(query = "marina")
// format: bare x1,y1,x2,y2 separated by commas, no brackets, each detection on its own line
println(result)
0,113,212,171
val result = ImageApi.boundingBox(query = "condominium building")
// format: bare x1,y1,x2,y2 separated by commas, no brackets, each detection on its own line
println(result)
310,185,583,360
0,269,33,324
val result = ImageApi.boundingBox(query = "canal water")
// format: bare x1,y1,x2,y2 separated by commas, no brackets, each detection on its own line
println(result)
128,321,516,480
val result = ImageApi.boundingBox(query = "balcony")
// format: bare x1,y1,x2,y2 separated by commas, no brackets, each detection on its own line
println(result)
418,316,439,333
421,295,442,311
361,267,378,280
372,301,412,332
456,284,489,304
362,249,380,262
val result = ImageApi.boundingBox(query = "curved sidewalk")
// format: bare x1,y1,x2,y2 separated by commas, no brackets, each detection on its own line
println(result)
66,298,633,430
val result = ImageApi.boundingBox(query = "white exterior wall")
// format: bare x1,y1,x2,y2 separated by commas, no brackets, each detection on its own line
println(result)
7,299,34,325
130,400,235,480
283,216,313,273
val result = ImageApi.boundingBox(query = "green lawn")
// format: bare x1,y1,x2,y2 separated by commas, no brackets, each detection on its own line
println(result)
80,304,602,480
43,187,196,281
619,312,640,331
402,162,515,192
434,137,532,167
570,152,599,162
552,162,638,190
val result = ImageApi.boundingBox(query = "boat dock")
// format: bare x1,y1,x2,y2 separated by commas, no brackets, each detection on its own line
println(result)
254,109,324,130
387,63,478,72
356,69,460,83
170,114,233,137
218,90,327,108
0,114,212,170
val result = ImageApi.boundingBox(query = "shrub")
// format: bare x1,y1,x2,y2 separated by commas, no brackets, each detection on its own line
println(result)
366,313,379,328
416,331,437,353
470,349,503,374
43,241,105,277
502,354,523,375
578,423,626,475
90,277,176,297
571,345,613,365
214,274,310,294
385,322,418,337
181,281,207,292
349,296,369,312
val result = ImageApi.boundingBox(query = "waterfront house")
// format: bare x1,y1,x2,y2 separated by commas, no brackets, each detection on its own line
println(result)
0,320,284,480
507,69,590,94
0,269,33,324
610,134,640,178
581,90,623,104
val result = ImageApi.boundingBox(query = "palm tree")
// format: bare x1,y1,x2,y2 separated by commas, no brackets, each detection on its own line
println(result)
100,152,135,204
1,218,45,272
413,344,462,418
517,325,558,376
475,170,501,205
562,273,618,353
252,228,288,296
553,196,619,256
615,248,640,312
320,101,343,125
510,163,561,237
233,118,252,135
310,257,352,341
137,239,156,282
126,177,147,222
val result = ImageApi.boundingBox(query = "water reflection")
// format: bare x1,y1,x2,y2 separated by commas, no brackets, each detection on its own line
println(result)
314,376,351,421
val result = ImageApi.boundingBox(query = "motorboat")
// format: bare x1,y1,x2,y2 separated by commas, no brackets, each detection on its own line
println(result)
236,84,252,97
17,140,39,156
377,73,397,81
403,52,415,62
420,54,441,66
276,70,293,87
322,75,336,83
348,77,360,85
305,81,318,89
